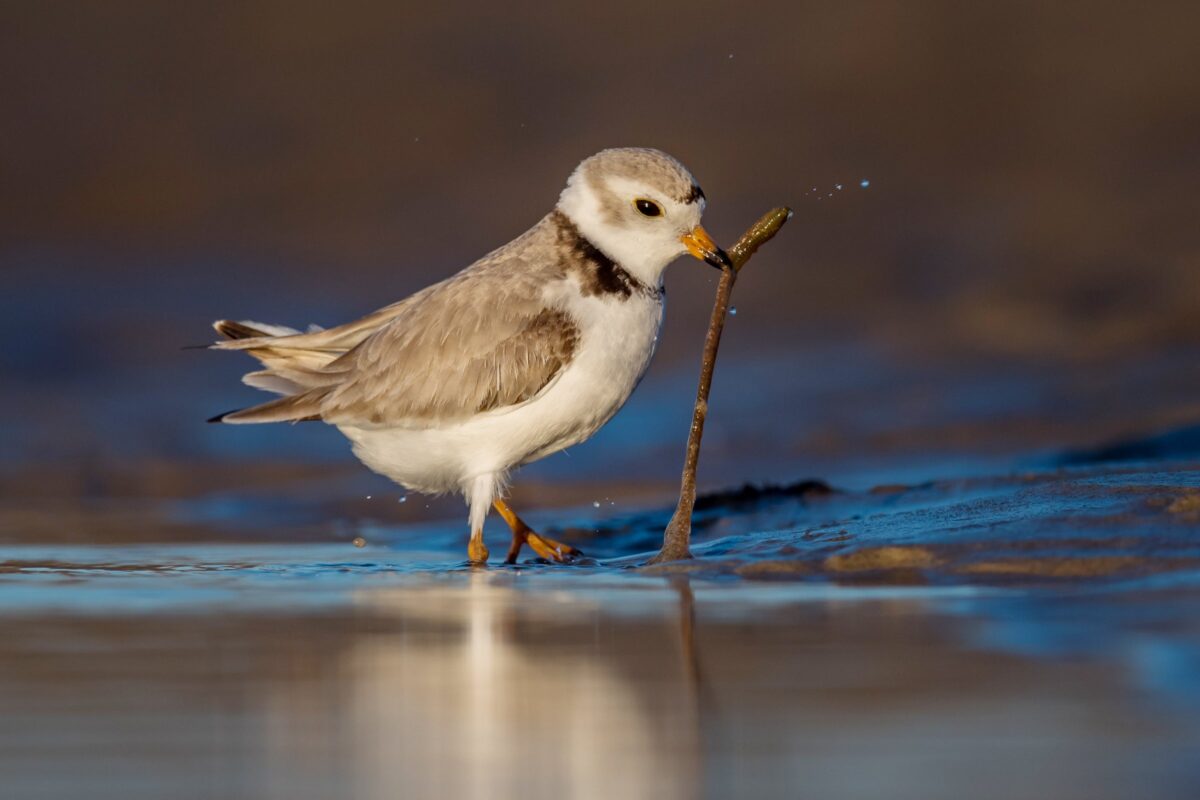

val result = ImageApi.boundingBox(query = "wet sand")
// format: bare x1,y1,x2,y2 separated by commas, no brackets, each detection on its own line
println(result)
3,459,1199,799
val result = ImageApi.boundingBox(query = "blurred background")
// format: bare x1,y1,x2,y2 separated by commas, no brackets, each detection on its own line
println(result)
2,0,1199,503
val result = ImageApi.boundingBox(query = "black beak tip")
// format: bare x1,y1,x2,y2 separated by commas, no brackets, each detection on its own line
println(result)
705,248,733,270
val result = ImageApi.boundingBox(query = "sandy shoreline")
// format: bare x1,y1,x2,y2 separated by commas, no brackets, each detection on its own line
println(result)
3,459,1199,798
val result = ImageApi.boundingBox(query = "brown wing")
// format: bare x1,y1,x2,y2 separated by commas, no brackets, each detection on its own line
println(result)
218,271,578,426
212,213,578,426
314,266,578,426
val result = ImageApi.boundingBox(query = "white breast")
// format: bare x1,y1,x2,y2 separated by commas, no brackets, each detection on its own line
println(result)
520,278,664,460
339,279,664,495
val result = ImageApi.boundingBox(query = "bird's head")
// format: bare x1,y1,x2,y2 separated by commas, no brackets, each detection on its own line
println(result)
557,147,730,287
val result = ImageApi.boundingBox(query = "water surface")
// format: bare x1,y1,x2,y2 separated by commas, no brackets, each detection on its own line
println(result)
3,460,1199,799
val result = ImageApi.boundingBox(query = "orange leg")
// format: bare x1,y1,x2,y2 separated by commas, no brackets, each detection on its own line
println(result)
467,527,489,564
493,499,582,565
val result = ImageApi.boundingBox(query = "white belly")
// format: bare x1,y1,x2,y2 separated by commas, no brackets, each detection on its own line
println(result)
338,289,663,495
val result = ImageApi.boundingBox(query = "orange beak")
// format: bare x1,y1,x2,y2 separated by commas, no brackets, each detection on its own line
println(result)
680,225,732,270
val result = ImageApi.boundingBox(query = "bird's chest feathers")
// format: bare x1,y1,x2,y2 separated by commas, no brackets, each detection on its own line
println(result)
568,283,661,383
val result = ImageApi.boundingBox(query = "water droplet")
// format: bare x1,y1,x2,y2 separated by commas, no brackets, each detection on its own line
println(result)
365,495,372,500
860,179,870,188
352,537,366,548
730,307,738,315
592,501,601,508
398,496,407,503
835,184,843,190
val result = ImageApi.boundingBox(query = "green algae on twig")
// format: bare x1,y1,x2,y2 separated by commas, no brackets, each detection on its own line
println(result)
648,207,792,565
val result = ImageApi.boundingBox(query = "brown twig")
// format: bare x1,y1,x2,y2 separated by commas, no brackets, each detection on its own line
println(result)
648,207,792,564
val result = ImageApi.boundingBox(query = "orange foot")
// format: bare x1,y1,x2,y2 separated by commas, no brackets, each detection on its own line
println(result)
493,498,583,565
524,530,583,564
467,535,489,565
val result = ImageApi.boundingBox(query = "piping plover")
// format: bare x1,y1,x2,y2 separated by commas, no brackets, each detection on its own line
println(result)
209,147,729,564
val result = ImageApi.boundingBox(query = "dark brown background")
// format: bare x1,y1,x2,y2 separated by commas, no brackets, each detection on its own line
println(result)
2,0,1199,488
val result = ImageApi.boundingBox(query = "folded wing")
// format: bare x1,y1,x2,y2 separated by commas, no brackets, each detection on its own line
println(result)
210,265,578,427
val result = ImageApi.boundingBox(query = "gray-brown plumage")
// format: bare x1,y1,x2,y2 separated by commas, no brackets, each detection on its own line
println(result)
576,148,704,210
212,212,586,426
208,147,726,564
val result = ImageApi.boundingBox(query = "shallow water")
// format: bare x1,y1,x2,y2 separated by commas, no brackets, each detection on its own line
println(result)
3,459,1200,799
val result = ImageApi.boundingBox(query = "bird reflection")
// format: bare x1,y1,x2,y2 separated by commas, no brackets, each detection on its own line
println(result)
331,572,706,800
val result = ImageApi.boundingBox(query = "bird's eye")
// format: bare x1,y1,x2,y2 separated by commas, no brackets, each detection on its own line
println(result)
634,198,663,217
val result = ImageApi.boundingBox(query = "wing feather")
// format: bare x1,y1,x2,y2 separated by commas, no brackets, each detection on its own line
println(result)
210,212,575,425
317,268,578,426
